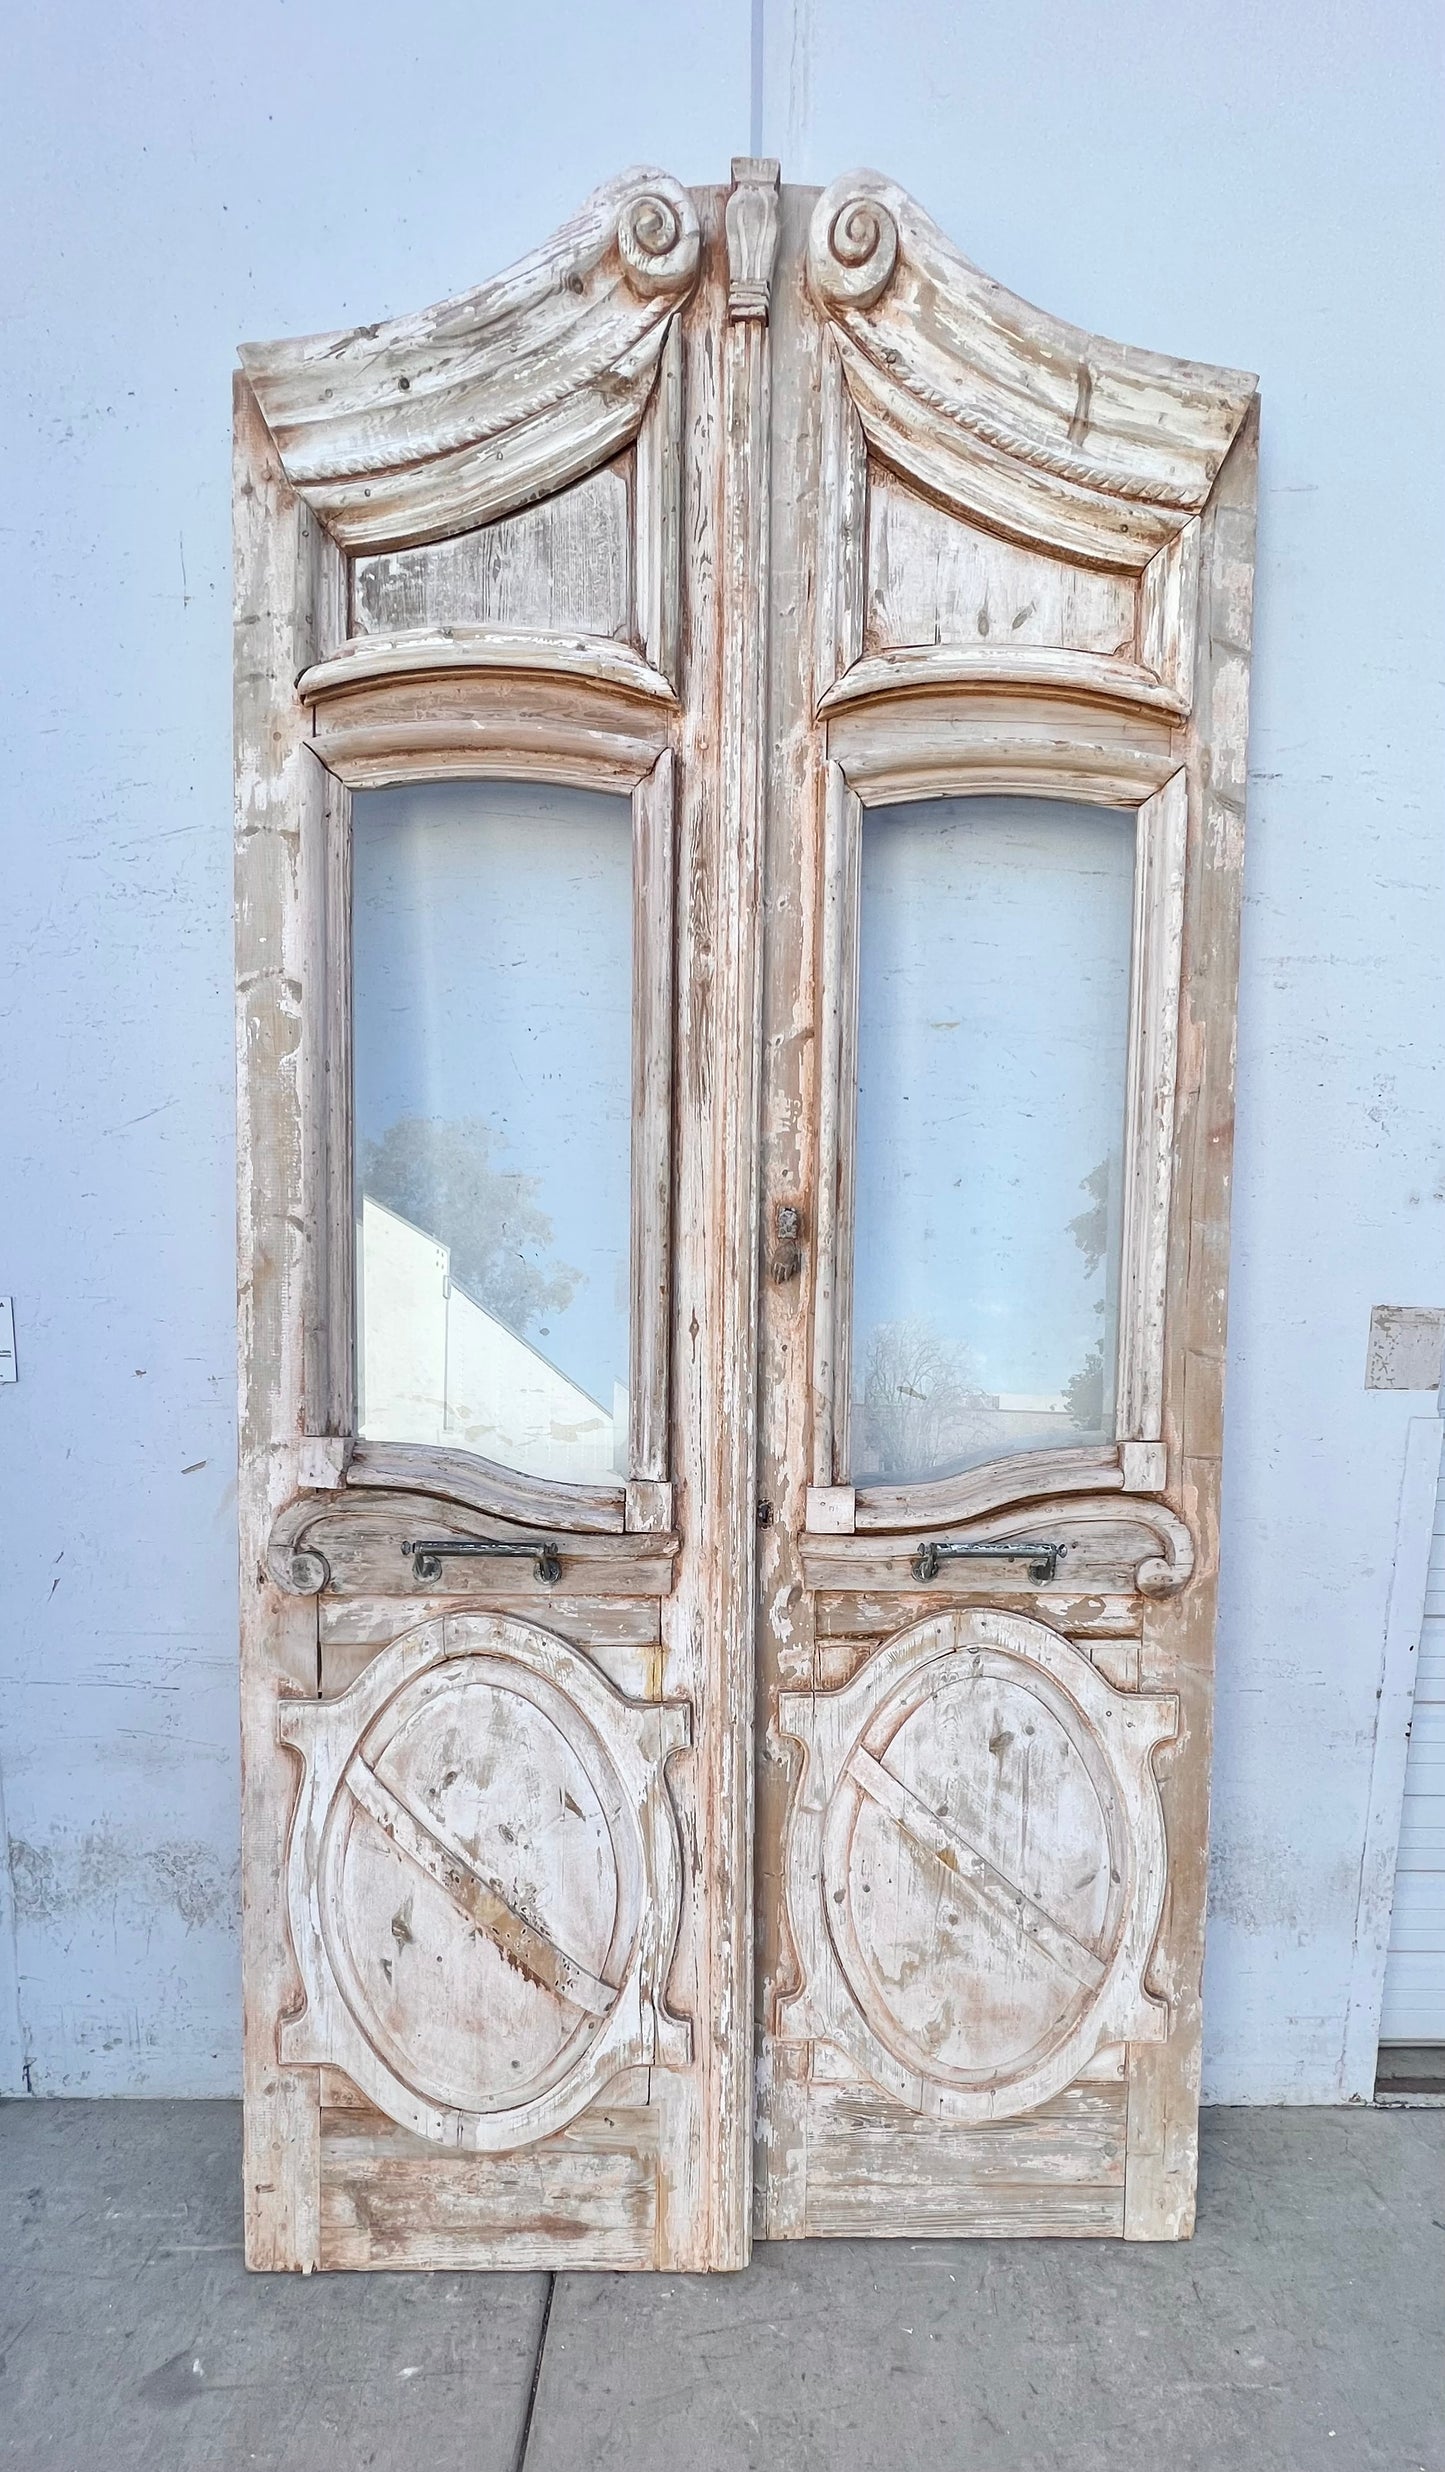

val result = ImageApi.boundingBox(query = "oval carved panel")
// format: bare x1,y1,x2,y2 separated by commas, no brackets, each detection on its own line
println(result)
279,1613,690,2149
779,1608,1176,2121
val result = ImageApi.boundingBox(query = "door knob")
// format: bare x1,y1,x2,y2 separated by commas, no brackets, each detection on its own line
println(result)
771,1202,804,1284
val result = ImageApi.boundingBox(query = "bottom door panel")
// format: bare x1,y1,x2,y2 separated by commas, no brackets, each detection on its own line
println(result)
757,1595,1186,2241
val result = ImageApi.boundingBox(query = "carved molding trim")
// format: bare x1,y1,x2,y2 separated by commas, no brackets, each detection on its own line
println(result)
279,1614,691,2150
265,1484,685,1605
778,1609,1175,2122
807,170,1256,571
800,1493,1196,1600
297,627,677,709
241,168,700,551
726,156,781,323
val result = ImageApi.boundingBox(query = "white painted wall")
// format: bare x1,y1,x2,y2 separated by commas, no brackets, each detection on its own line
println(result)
1,0,1440,2101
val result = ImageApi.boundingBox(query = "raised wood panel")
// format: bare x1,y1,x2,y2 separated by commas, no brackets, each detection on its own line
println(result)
796,2078,1126,2238
319,2103,660,2271
865,467,1137,659
318,1595,665,1702
352,466,631,640
814,1592,1142,1648
279,1614,690,2151
777,1611,1174,2125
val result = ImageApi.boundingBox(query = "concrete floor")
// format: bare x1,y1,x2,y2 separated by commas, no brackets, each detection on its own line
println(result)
0,2102,1440,2472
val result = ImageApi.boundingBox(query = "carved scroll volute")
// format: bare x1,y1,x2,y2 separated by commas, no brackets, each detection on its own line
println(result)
240,167,701,551
807,185,899,314
617,179,702,298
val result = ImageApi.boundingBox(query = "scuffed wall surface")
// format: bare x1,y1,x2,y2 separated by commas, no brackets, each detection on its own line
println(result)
1,0,1441,2098
0,0,746,2094
772,0,1445,2102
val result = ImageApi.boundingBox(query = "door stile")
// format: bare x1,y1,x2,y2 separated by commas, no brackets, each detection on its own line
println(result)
658,164,780,2266
234,371,341,2269
1124,407,1258,2238
753,182,828,2238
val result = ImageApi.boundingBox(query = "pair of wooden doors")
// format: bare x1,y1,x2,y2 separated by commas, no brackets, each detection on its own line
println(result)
235,162,1257,2270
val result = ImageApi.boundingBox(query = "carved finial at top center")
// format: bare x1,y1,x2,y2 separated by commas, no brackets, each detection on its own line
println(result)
726,157,782,323
808,177,900,314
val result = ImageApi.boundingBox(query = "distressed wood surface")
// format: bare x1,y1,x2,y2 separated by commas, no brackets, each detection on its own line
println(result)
298,626,676,707
661,159,780,2267
1123,407,1257,2239
319,2102,661,2271
799,1497,1194,1598
352,467,632,640
864,466,1136,660
267,1489,678,1602
277,1614,689,2151
239,167,1256,2266
827,682,1181,808
797,2078,1127,2237
630,752,676,1483
236,174,746,2272
345,1438,625,1533
307,666,670,796
241,169,700,550
235,372,334,2270
755,175,1256,2243
807,170,1255,569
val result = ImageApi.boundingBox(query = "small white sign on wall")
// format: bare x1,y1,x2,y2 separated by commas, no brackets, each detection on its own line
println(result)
0,1297,16,1383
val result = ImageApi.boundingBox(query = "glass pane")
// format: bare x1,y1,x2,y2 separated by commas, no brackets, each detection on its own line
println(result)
850,795,1135,1484
353,778,632,1484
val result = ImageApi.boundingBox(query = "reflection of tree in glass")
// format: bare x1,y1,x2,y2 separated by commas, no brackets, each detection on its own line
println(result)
362,1116,580,1335
1068,1157,1111,1277
1065,1155,1111,1432
858,1319,992,1478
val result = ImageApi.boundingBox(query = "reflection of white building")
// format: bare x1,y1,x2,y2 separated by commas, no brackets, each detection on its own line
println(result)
357,1195,624,1482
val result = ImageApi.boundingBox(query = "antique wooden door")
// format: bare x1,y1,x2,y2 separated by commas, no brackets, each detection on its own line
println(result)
236,164,1256,2270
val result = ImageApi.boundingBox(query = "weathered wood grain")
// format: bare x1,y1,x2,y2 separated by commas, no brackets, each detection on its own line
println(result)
798,2078,1127,2237
241,169,701,550
307,665,670,796
807,170,1255,570
864,466,1137,660
239,165,1256,2263
756,173,1255,2243
351,467,632,640
235,371,334,2270
1124,406,1258,2240
319,2103,661,2271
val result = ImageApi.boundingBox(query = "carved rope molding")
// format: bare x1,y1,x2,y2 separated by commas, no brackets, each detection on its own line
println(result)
806,170,1257,571
240,168,701,551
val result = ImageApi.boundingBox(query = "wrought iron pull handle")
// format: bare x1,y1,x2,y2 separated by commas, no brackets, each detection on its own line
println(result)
910,1538,1065,1585
402,1537,563,1585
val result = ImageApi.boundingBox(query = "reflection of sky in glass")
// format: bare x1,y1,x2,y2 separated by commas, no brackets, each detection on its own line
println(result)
852,796,1135,1479
352,780,632,1410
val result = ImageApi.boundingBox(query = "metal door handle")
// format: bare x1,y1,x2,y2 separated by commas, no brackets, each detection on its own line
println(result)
402,1537,563,1584
771,1202,804,1284
911,1539,1065,1585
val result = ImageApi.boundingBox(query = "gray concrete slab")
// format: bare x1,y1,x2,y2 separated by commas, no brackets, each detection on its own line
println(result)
0,2100,548,2472
1,2101,1440,2472
531,2109,1445,2472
